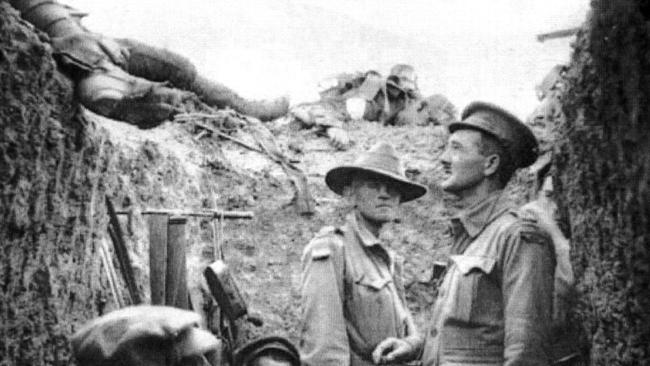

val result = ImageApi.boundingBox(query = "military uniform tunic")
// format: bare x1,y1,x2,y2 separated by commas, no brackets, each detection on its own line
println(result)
300,213,415,366
421,191,555,366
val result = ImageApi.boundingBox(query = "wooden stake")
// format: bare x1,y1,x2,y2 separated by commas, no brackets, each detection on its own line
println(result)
166,216,189,309
148,213,168,305
106,197,142,304
99,239,124,308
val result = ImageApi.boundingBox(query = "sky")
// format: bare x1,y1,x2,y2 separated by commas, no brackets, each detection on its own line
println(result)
65,0,589,119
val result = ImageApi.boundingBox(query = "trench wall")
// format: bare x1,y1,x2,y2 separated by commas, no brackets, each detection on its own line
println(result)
556,0,650,364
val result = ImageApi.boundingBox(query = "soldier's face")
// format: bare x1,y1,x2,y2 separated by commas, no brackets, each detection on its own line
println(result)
439,130,488,195
348,174,401,224
386,84,405,100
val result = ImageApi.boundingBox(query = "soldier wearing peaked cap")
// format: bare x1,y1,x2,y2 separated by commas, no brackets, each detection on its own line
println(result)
374,102,556,366
299,142,427,366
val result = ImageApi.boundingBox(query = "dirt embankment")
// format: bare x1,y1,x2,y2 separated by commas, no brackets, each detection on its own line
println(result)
555,0,650,364
1,4,112,364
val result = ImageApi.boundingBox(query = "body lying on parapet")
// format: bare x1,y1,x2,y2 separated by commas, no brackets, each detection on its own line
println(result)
289,64,457,150
9,0,290,127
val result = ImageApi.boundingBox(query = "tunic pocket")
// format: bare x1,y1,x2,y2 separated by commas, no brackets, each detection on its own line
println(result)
348,274,397,352
447,255,496,322
355,274,391,291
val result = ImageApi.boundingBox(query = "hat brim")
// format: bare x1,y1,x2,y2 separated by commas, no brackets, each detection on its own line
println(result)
448,121,495,136
233,336,300,366
386,79,416,93
325,166,427,202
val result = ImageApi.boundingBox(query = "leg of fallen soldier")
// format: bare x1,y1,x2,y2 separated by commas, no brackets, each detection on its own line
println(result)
116,38,288,121
116,38,198,89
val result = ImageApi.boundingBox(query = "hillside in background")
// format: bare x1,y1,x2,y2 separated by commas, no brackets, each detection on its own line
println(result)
66,0,586,118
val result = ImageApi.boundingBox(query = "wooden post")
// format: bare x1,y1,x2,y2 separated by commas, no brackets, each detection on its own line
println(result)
144,208,253,308
148,214,168,305
536,27,580,42
166,216,189,309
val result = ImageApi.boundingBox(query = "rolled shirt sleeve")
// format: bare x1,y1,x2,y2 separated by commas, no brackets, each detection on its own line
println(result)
501,226,555,366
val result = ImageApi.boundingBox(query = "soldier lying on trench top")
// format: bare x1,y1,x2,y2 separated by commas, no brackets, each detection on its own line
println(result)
9,0,289,127
289,65,457,150
299,142,427,366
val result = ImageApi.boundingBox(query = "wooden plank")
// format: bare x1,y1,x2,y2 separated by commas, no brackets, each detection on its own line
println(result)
105,196,142,304
99,238,124,308
166,216,188,309
148,213,168,305
537,27,580,42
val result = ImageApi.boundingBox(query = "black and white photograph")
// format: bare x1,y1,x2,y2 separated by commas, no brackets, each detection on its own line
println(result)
1,0,648,365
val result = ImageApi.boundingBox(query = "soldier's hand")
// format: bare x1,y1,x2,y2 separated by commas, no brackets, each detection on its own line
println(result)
327,127,351,150
520,200,562,238
372,337,413,365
